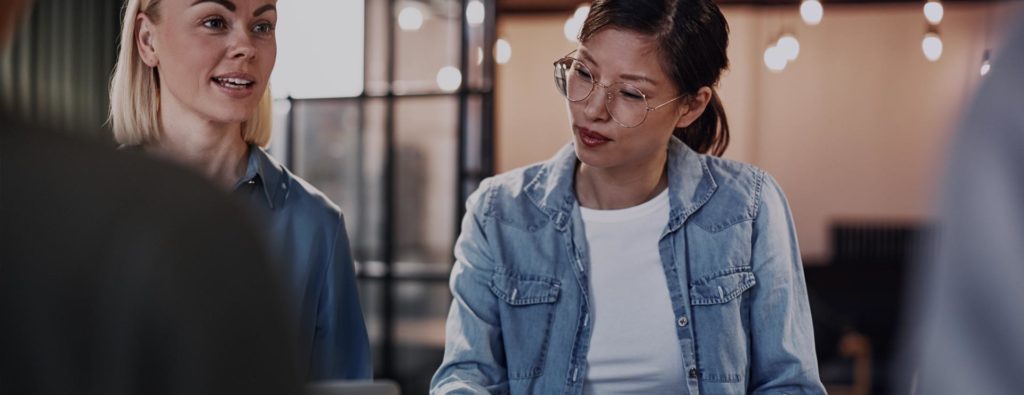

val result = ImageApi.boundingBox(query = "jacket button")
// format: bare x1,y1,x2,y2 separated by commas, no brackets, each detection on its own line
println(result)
677,316,688,327
689,368,698,379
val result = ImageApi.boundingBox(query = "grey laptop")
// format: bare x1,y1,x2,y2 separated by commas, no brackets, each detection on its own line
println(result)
305,380,401,395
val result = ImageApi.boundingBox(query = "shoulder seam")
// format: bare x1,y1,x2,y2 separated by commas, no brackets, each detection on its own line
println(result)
750,168,767,220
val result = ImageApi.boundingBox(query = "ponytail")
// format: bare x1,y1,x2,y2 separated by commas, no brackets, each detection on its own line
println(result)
673,90,729,157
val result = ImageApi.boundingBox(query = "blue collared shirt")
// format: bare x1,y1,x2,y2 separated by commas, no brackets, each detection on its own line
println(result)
234,145,372,381
432,138,825,394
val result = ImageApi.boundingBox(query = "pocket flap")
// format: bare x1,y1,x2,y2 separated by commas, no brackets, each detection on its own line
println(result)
689,267,756,306
490,268,561,306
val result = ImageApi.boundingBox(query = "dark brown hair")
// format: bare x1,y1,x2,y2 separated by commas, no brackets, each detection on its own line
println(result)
580,0,731,156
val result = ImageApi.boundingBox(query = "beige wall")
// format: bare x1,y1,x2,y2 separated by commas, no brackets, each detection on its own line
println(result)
496,3,1024,261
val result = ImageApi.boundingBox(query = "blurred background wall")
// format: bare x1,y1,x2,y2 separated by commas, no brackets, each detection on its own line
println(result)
0,0,120,140
496,1,1024,262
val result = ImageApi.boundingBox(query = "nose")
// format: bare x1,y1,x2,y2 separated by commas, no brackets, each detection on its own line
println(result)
227,29,257,61
582,84,611,122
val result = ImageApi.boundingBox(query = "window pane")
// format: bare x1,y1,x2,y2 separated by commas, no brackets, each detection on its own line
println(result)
273,0,364,98
395,97,458,266
393,0,461,94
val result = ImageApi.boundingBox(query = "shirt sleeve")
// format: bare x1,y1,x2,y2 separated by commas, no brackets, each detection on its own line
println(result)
308,212,373,380
431,179,511,394
747,173,827,394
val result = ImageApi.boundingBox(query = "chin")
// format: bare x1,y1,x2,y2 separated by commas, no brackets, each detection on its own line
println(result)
205,105,255,125
573,145,614,170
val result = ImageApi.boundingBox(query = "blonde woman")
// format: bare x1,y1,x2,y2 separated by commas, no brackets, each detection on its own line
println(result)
108,0,371,380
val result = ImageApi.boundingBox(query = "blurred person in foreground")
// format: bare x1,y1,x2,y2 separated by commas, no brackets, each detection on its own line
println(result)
903,14,1024,395
108,0,371,380
432,0,824,393
0,1,300,394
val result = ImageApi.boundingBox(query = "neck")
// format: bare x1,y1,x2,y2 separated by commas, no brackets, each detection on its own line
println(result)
145,99,249,190
575,149,668,210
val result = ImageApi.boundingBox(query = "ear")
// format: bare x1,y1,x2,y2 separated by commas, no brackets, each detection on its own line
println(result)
136,13,159,67
674,86,713,129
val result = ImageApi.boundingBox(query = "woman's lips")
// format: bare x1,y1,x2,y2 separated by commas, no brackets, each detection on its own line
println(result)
577,126,612,148
211,72,257,98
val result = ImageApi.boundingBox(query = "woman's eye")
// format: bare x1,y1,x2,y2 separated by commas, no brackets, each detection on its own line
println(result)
621,90,644,100
575,68,592,81
253,22,275,34
202,18,227,30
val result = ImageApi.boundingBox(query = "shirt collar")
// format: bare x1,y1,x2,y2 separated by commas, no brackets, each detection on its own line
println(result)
235,144,290,210
524,137,717,232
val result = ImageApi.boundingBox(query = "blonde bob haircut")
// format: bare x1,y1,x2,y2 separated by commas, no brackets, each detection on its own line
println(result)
109,0,273,147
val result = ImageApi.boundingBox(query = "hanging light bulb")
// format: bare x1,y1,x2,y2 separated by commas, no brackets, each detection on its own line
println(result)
397,6,424,31
764,45,787,72
801,0,824,26
495,39,512,64
924,1,944,25
466,0,485,26
436,66,462,92
777,34,800,61
564,4,591,42
980,50,992,76
922,31,943,62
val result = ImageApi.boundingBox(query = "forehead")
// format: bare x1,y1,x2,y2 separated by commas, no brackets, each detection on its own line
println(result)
577,28,666,80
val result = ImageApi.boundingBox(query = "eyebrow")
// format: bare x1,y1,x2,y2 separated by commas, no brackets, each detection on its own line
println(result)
577,49,659,86
191,0,276,17
192,0,236,11
253,4,276,16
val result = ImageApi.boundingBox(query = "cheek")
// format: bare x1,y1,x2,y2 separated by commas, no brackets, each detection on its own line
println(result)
159,32,220,76
262,43,277,75
566,101,584,120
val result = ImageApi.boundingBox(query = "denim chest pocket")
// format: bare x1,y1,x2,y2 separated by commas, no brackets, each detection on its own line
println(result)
490,267,561,380
689,267,756,385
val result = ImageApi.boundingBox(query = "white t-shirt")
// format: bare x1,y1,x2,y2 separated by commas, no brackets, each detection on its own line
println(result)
580,189,686,394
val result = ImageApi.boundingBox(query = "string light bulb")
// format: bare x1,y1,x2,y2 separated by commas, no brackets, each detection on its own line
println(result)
922,31,943,62
436,66,462,92
764,45,787,72
495,39,512,64
924,1,944,25
563,4,591,42
800,0,824,26
980,50,992,76
777,34,801,61
397,6,424,31
466,0,485,25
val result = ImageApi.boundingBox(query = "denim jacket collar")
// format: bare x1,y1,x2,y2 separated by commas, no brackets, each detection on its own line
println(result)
523,137,717,234
236,144,290,210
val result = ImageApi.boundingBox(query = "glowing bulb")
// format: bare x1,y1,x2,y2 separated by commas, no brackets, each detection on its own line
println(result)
924,1,944,25
495,39,512,64
563,5,590,42
564,17,582,42
436,66,462,92
764,46,787,72
398,6,423,31
467,0,485,25
980,50,992,76
922,32,943,62
777,34,800,61
574,5,591,21
800,0,823,26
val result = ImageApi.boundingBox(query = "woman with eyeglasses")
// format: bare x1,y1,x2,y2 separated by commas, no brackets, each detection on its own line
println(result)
108,0,371,381
432,0,825,393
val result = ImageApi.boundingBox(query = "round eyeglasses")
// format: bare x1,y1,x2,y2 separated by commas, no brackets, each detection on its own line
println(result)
553,55,685,128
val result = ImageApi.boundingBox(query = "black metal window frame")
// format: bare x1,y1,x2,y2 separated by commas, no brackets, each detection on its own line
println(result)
278,0,497,380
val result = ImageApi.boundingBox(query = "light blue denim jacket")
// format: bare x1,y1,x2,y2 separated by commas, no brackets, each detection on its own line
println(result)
432,138,825,394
